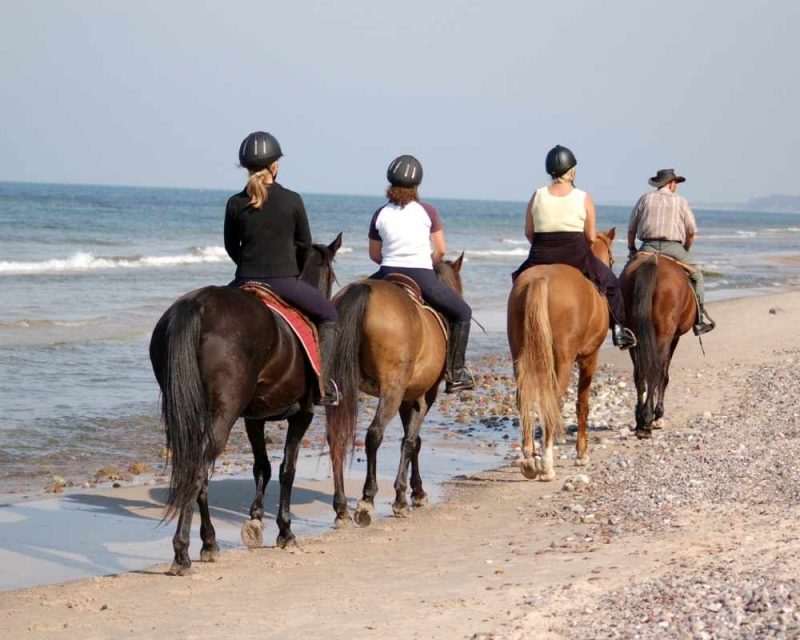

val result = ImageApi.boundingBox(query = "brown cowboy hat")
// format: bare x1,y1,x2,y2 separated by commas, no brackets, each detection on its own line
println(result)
649,168,686,188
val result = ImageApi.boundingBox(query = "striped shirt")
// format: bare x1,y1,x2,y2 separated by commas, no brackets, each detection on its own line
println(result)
628,187,697,244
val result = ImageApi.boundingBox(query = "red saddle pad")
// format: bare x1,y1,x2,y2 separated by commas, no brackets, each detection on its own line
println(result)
239,283,322,377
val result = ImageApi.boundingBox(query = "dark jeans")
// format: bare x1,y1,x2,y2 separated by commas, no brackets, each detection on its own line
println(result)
370,266,472,324
594,259,625,325
229,276,339,323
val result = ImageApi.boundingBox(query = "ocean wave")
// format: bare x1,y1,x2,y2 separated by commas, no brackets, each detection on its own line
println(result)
466,248,528,258
0,247,231,275
0,317,111,330
499,238,529,245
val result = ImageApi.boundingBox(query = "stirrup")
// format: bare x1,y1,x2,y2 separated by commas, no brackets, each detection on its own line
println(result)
693,321,715,336
613,327,637,350
316,379,340,406
445,369,475,394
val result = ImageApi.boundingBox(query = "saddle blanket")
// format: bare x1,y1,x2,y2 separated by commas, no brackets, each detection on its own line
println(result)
239,283,322,377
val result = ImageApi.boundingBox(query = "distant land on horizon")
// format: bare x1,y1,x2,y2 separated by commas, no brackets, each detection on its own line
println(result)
608,193,800,214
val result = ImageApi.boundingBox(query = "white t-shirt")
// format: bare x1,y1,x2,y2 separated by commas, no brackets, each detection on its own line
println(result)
368,200,443,268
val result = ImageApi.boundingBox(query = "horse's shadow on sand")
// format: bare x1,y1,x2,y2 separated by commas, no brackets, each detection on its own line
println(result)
0,476,330,585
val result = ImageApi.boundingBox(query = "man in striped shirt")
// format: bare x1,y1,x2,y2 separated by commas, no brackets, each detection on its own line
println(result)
627,169,715,335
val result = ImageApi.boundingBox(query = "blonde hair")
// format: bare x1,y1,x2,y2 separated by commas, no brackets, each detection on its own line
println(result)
552,166,576,185
246,166,275,209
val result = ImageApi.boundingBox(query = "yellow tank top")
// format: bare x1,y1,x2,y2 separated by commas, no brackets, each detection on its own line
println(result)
532,186,587,233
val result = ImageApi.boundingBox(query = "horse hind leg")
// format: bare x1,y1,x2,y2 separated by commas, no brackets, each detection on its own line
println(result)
276,409,314,548
355,388,404,527
198,476,220,562
169,465,210,576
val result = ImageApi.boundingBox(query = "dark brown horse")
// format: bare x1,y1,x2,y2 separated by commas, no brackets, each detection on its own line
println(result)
621,253,695,438
149,235,341,575
507,230,616,481
325,256,464,527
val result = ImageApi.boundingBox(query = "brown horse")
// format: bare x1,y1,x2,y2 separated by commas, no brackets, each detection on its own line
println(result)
620,254,695,438
149,235,340,575
325,256,464,527
507,229,617,481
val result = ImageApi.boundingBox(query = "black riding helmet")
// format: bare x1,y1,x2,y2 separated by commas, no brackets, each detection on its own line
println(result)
545,145,577,178
387,154,423,187
239,131,283,171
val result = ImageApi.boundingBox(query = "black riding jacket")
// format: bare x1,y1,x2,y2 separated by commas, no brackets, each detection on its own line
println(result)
224,183,312,278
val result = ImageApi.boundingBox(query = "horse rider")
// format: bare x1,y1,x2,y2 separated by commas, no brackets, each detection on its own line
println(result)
224,131,340,405
512,145,636,350
367,154,475,394
626,169,715,335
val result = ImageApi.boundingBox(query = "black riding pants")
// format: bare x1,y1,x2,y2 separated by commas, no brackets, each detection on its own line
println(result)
370,266,471,324
228,276,339,323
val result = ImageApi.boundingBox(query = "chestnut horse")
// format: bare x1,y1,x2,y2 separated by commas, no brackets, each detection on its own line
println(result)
620,253,695,438
507,229,616,481
325,256,464,527
149,235,340,575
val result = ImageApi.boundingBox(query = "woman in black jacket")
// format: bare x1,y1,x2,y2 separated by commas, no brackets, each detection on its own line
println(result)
224,131,339,405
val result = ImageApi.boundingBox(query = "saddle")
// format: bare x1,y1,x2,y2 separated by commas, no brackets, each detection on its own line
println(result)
238,282,323,384
383,273,449,340
633,251,696,275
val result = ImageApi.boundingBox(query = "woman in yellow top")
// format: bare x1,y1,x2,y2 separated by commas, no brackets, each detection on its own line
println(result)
512,145,635,349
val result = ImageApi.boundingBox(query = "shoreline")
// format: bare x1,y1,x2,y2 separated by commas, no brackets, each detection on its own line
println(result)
0,289,798,637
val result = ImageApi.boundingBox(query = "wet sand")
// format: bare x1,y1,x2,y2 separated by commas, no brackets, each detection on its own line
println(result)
0,290,799,639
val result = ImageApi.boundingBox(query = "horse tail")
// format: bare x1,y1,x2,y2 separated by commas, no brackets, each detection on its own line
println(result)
515,277,563,449
325,283,371,467
152,297,214,521
632,258,660,395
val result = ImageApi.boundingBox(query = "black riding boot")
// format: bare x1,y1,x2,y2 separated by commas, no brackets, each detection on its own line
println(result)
445,322,475,394
317,321,340,406
693,304,716,336
611,323,637,350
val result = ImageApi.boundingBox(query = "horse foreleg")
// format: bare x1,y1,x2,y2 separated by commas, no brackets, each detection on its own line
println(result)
197,476,220,562
241,418,270,548
276,410,313,548
575,352,599,466
394,395,430,517
356,390,403,527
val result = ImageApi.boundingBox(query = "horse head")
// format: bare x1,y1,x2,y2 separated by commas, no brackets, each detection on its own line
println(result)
434,252,464,295
300,233,342,298
592,227,617,268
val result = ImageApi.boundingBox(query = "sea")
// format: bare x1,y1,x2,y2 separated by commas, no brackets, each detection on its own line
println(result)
2,180,800,493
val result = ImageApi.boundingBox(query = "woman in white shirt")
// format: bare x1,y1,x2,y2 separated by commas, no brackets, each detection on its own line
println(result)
368,155,474,393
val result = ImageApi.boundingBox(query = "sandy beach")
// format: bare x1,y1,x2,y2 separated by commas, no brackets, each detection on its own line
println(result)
1,289,799,639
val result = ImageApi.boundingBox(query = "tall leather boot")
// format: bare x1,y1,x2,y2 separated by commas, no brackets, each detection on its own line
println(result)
317,321,340,406
693,304,716,335
445,322,475,394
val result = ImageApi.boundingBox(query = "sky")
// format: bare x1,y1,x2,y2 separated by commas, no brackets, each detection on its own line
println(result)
0,0,797,204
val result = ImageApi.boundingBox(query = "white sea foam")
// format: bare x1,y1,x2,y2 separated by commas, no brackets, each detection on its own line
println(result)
466,248,528,258
0,246,231,275
499,238,529,245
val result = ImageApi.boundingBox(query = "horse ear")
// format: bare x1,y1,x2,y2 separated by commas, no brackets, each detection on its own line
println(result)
328,232,343,256
607,227,616,241
452,252,464,272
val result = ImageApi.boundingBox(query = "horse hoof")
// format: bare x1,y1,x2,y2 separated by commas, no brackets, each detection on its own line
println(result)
392,502,410,518
354,503,373,527
575,455,590,467
240,518,263,548
200,543,220,563
635,428,652,440
653,418,666,430
276,533,297,549
334,514,352,529
520,459,539,480
412,492,429,508
167,562,192,576
538,470,556,482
